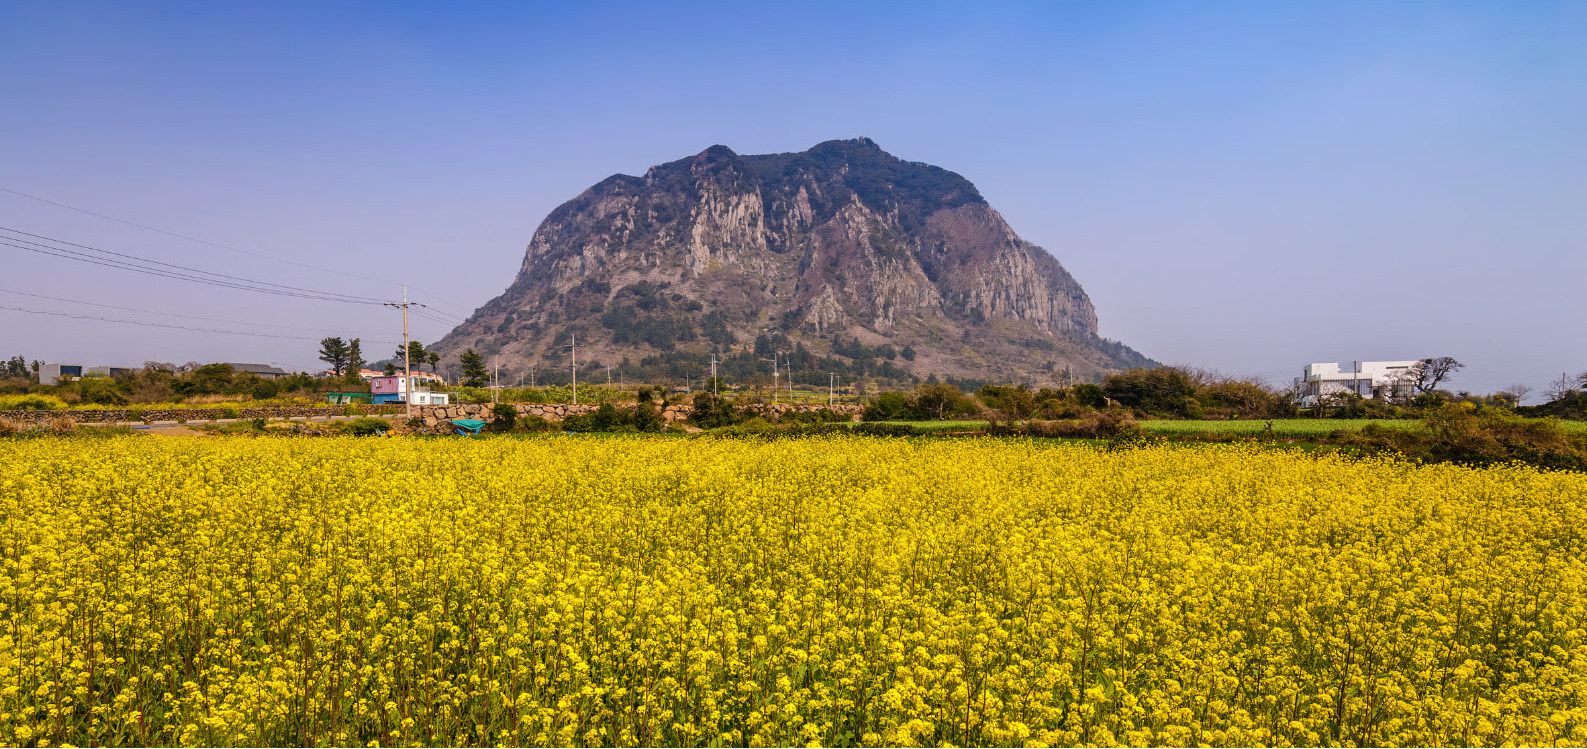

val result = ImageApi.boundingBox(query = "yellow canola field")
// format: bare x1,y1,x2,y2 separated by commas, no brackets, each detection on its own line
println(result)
2,436,1587,748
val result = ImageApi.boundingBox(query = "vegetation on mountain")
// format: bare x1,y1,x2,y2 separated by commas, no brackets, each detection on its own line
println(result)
433,138,1153,387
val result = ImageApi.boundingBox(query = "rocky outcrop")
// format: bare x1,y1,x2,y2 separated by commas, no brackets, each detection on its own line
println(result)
434,138,1154,384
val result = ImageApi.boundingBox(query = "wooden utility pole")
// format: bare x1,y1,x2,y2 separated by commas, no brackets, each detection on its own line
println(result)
763,353,780,403
566,334,582,405
828,372,835,406
382,285,414,419
710,354,719,397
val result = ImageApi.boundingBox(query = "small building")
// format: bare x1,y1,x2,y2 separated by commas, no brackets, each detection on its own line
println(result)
39,363,84,385
1298,361,1417,405
369,375,450,405
227,363,290,379
39,363,136,385
356,368,446,386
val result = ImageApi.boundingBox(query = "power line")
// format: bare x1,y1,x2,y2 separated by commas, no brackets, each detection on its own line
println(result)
0,287,393,336
0,185,478,317
0,303,400,343
0,227,391,304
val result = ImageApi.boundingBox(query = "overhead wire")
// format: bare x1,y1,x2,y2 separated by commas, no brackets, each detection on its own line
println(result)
0,287,392,336
0,303,400,343
0,226,391,304
0,185,478,317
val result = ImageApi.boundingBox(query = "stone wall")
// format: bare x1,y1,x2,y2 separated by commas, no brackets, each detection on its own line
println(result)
0,404,405,426
0,401,864,429
417,401,864,428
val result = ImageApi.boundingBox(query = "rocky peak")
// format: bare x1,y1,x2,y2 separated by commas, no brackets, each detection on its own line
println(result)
436,139,1153,386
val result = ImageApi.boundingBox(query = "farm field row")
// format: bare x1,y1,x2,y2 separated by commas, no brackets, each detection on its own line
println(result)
869,417,1587,437
4,436,1585,747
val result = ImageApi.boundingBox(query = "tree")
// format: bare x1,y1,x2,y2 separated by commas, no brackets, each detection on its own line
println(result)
912,383,968,420
1408,357,1464,395
1498,383,1533,408
394,341,429,370
318,337,350,376
3,355,29,379
1547,372,1580,403
460,349,489,387
345,338,365,375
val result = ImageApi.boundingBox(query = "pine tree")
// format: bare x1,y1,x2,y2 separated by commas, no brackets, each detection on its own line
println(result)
460,349,489,387
343,339,365,385
318,337,349,376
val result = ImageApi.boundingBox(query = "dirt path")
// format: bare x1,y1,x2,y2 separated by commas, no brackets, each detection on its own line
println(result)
139,425,208,437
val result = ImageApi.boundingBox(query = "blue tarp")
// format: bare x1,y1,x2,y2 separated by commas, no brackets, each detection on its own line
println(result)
452,418,486,436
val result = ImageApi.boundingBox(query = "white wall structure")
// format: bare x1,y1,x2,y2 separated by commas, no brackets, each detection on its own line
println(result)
1298,361,1419,405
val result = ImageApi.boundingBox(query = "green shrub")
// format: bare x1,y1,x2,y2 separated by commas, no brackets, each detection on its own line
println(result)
342,417,390,437
1337,403,1587,471
989,410,1143,440
862,391,911,421
688,393,742,429
1103,368,1197,417
489,403,517,433
1073,384,1107,409
781,408,851,425
517,414,555,433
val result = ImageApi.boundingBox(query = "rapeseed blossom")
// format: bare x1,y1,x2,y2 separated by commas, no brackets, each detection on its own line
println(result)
1,435,1585,746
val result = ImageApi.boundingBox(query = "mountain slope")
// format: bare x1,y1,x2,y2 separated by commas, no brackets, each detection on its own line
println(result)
433,138,1153,387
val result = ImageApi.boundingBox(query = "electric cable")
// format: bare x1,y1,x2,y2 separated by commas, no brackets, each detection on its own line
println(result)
0,185,478,316
0,226,392,303
0,288,393,336
0,303,400,343
0,233,392,305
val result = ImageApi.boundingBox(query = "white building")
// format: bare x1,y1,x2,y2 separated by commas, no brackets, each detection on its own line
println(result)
356,368,446,386
39,363,136,385
1297,361,1418,405
369,374,451,405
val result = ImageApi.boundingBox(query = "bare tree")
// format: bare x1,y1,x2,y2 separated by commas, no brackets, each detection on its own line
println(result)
1547,372,1580,402
1408,357,1464,395
1499,383,1533,407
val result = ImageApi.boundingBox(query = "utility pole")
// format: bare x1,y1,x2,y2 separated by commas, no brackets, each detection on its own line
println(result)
829,372,835,406
607,365,612,385
710,354,719,397
382,285,414,420
566,334,582,405
530,364,535,388
762,353,780,403
492,356,499,404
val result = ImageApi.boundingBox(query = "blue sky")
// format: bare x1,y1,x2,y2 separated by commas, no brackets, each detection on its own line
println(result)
1,1,1583,396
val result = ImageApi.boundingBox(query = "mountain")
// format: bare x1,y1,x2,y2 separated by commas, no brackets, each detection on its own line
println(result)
432,138,1154,388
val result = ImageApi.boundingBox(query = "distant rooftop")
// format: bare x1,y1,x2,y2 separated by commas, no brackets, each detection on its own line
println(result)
226,362,290,376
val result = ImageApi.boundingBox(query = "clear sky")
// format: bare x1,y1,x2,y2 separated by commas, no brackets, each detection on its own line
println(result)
2,0,1582,397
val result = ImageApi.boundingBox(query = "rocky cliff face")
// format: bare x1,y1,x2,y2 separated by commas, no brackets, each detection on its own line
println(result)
434,138,1152,386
